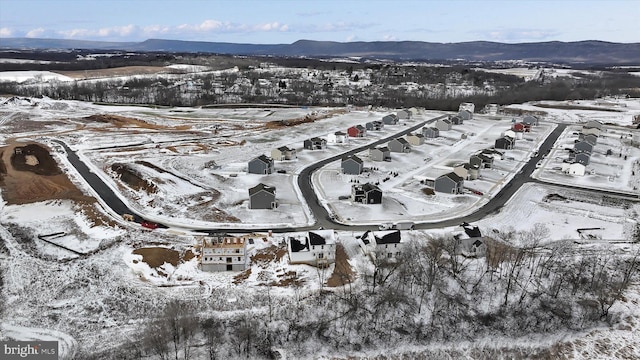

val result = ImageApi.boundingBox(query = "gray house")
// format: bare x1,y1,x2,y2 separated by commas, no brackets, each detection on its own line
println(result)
495,136,515,150
370,146,391,162
341,155,364,175
522,115,539,126
422,127,440,138
578,133,598,146
397,109,412,120
574,152,591,165
365,120,384,131
248,155,274,174
574,140,594,154
271,146,297,161
470,153,494,169
388,137,411,153
248,183,277,209
351,183,382,204
435,118,452,131
382,114,399,125
406,133,425,146
457,110,473,121
449,115,464,125
304,137,327,150
434,172,465,194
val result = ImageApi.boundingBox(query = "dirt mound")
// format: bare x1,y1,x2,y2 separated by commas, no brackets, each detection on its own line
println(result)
326,244,355,287
0,142,93,205
132,247,180,268
111,163,157,194
11,144,62,176
250,244,287,267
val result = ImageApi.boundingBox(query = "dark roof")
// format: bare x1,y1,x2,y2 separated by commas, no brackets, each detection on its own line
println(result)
253,154,272,164
248,183,275,196
392,137,410,145
308,231,326,246
440,172,463,182
462,222,482,238
289,237,308,252
342,155,363,164
361,183,381,193
376,230,401,244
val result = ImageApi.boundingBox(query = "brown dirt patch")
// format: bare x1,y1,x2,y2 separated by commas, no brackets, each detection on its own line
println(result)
0,142,94,205
110,163,157,194
422,187,435,196
82,114,191,131
250,244,287,267
233,268,252,284
274,270,304,287
326,244,355,287
265,109,347,129
132,247,180,268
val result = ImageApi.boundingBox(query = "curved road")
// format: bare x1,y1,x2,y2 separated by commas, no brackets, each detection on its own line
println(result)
54,119,637,234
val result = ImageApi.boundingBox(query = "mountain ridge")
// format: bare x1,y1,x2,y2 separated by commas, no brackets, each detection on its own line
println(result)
1,37,639,64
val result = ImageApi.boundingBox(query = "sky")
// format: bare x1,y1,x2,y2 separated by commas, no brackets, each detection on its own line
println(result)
0,0,639,44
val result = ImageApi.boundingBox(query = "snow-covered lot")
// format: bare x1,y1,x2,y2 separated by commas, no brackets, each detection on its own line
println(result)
2,95,640,359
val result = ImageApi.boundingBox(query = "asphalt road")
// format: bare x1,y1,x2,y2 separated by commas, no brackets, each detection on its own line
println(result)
54,120,637,235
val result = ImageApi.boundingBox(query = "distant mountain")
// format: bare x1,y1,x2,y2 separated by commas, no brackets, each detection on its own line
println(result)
1,37,639,65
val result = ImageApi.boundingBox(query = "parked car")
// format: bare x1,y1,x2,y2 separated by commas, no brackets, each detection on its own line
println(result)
141,221,159,230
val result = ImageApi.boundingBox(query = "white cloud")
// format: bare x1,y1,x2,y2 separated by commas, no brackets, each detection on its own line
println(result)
26,28,46,38
382,34,397,41
0,27,13,37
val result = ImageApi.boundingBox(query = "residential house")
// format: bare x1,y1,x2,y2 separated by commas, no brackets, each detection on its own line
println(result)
562,162,586,176
449,115,464,125
341,155,364,175
388,137,411,153
574,140,594,154
512,122,530,132
361,230,403,261
495,136,516,150
522,115,539,126
369,146,392,162
200,236,249,272
422,126,440,138
382,114,399,125
248,183,277,209
457,109,473,121
581,126,602,137
574,152,591,165
459,102,475,113
347,125,366,138
579,133,598,146
434,118,452,131
365,120,384,131
583,120,603,132
469,153,494,169
406,133,425,146
248,155,274,174
434,172,464,194
328,131,348,144
453,164,469,180
271,146,297,161
287,229,337,266
303,137,327,150
397,109,412,120
351,183,382,204
455,236,487,258
464,162,480,180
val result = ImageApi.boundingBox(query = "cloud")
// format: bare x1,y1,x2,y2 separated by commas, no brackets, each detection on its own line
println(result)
296,21,375,33
382,34,398,41
26,28,46,38
0,27,13,37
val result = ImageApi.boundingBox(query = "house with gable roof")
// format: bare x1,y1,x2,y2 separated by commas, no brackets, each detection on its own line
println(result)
397,109,412,120
288,230,337,266
388,137,411,153
248,183,277,209
361,230,403,261
351,183,382,204
434,172,464,194
406,133,425,146
422,126,440,139
328,131,348,144
435,118,452,131
370,146,391,162
248,155,274,174
341,155,364,175
200,235,249,272
271,146,297,161
303,137,327,150
382,114,399,125
347,125,367,138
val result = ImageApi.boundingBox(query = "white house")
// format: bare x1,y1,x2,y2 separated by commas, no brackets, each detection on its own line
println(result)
562,162,586,176
361,230,403,262
459,102,475,113
327,131,349,144
287,230,337,267
200,236,249,272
